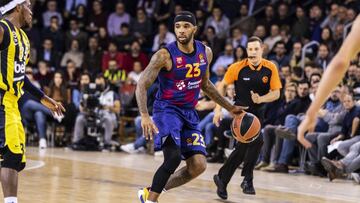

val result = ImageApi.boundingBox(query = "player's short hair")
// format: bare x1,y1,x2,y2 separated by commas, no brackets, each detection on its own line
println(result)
246,36,263,46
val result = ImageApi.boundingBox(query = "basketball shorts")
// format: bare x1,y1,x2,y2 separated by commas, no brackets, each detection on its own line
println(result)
153,100,207,159
0,91,26,171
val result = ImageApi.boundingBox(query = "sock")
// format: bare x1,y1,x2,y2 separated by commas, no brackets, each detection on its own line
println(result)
4,197,17,203
145,201,157,203
162,188,167,193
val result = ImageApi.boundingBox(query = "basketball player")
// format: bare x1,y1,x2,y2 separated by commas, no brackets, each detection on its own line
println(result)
136,11,246,203
212,36,282,199
298,15,360,148
0,1,65,203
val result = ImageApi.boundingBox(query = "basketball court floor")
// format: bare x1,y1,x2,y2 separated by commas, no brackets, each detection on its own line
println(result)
3,147,360,203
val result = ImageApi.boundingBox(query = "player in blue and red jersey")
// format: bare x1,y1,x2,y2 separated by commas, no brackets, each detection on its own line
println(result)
136,11,246,203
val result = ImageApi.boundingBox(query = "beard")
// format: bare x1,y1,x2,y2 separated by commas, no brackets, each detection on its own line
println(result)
176,35,193,45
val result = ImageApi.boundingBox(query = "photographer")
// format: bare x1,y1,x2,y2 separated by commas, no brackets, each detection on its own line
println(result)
72,74,121,149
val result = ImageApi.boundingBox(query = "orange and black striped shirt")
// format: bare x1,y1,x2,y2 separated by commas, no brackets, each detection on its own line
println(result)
224,58,282,110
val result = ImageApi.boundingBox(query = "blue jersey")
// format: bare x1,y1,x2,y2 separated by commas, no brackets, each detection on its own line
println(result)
156,40,208,108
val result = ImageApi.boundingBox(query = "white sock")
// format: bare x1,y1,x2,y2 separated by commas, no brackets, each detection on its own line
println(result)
162,188,167,193
4,197,17,203
145,201,157,203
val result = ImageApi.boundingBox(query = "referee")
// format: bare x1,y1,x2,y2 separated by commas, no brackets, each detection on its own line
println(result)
212,36,282,199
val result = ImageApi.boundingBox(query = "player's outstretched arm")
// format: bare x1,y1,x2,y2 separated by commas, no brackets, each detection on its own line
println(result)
135,48,169,139
23,76,65,116
298,15,360,148
201,46,246,114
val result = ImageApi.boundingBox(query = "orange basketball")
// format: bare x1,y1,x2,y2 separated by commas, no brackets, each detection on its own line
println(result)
231,112,261,143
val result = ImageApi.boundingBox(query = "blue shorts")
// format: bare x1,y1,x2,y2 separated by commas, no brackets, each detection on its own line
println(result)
153,100,207,159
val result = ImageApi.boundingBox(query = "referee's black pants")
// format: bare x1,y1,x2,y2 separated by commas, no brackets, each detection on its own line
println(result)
218,131,263,185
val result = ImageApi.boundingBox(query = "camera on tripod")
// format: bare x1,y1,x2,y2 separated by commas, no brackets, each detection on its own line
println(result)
81,83,103,137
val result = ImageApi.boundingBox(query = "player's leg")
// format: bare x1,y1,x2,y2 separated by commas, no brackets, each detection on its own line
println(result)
240,135,263,195
164,154,206,190
147,137,182,201
164,128,207,190
0,108,26,203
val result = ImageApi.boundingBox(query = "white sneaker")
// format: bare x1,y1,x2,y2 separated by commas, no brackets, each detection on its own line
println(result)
39,138,47,149
154,151,163,157
120,143,137,154
351,173,360,184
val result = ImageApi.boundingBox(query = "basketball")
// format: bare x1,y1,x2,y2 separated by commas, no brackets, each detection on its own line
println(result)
231,112,261,143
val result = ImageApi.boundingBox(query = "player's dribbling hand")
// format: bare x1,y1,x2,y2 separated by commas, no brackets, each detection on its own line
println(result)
41,96,66,117
141,115,159,140
297,111,316,149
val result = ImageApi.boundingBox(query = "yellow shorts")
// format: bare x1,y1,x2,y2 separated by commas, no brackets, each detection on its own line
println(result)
0,91,26,166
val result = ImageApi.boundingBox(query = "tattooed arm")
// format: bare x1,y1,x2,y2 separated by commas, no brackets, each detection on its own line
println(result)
201,46,238,112
135,48,170,139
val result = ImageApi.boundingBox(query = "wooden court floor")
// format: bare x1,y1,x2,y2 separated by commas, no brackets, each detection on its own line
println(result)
2,147,360,203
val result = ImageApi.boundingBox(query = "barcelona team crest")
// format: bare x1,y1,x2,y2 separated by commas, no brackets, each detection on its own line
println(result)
198,54,206,65
176,56,185,68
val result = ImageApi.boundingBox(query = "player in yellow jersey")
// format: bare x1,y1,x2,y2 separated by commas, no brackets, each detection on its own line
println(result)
0,1,65,203
298,15,360,148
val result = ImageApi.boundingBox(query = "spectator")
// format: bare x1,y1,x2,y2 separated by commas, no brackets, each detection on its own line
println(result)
151,23,176,52
275,3,291,28
72,72,91,110
320,27,334,52
264,24,282,51
292,6,310,41
102,42,125,72
34,60,53,89
86,0,108,35
227,27,247,49
65,19,88,52
37,38,61,69
61,39,84,68
20,67,52,149
65,0,87,18
104,60,127,89
123,41,149,73
233,46,247,62
253,24,267,40
42,0,63,27
321,3,339,32
82,37,103,76
107,2,131,37
315,44,331,70
130,8,153,46
205,7,230,39
269,41,290,68
64,60,79,89
211,44,234,74
127,61,143,85
137,0,156,17
201,26,225,59
97,27,110,51
154,0,175,26
233,4,256,37
257,5,276,32
41,16,64,52
304,87,345,176
73,5,88,29
114,23,136,52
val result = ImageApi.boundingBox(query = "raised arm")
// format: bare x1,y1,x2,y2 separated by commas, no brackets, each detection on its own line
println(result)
135,48,170,139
